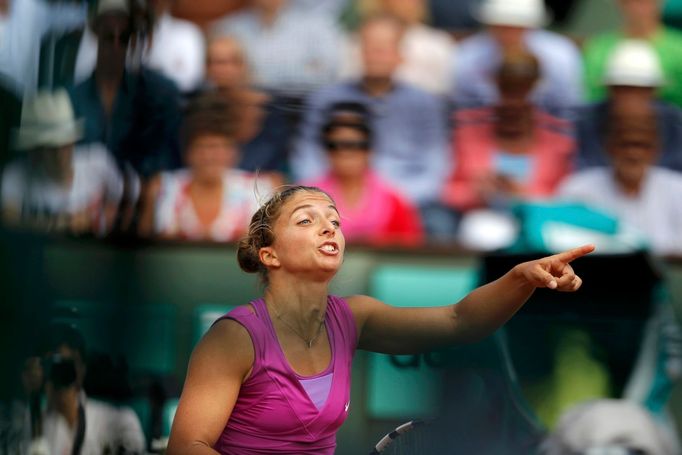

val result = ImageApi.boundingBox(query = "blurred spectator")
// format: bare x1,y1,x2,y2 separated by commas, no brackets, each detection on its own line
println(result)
577,39,682,172
453,0,583,115
204,35,250,91
305,103,424,247
75,0,206,93
342,0,456,95
559,115,682,255
0,0,86,95
210,0,344,99
138,94,271,241
291,0,350,19
442,51,574,216
292,14,450,211
540,399,679,455
69,0,183,177
584,0,682,108
39,323,146,454
203,35,290,181
1,90,124,236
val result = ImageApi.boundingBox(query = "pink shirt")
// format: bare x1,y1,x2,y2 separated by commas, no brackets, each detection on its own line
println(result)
442,107,575,212
306,171,424,247
213,296,357,455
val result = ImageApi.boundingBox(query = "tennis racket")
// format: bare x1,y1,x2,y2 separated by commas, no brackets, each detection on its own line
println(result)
369,419,431,454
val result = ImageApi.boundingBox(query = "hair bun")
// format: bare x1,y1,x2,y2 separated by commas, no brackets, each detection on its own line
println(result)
237,237,262,274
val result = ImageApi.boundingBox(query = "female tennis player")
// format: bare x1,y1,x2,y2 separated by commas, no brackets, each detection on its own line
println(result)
167,185,594,455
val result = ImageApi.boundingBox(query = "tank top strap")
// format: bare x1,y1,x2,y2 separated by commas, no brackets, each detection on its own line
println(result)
215,299,271,374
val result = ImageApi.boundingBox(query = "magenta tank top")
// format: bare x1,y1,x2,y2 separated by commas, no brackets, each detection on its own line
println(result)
213,295,358,455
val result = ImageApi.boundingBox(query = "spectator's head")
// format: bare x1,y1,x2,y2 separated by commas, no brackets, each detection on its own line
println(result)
206,36,249,91
14,90,83,177
606,114,659,193
496,50,540,101
477,0,548,50
227,88,270,143
605,40,663,106
92,0,132,62
182,94,238,183
378,0,427,25
91,0,153,73
617,0,662,32
494,51,539,137
359,14,405,81
251,0,287,15
320,104,374,181
43,323,87,390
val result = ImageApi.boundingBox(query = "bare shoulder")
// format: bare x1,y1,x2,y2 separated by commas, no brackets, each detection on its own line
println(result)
192,316,254,381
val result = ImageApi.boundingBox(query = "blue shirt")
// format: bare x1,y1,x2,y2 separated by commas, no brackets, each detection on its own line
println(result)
211,5,343,96
291,80,450,205
68,69,182,176
452,30,583,116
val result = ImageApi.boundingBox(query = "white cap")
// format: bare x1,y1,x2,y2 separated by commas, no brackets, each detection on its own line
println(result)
96,0,129,17
475,0,550,28
604,40,664,87
14,90,84,150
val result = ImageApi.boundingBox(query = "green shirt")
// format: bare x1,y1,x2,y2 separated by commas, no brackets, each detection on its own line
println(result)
583,27,682,107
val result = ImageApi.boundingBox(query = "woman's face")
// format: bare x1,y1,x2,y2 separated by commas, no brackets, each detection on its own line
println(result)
186,134,238,183
325,126,371,180
264,191,345,281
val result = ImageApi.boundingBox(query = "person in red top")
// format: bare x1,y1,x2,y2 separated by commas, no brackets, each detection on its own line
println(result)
304,103,424,247
442,50,574,214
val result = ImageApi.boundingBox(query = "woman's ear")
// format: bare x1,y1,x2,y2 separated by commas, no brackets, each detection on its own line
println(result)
259,247,280,268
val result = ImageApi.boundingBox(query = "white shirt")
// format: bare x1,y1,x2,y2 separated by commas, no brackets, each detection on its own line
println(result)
145,12,205,92
154,169,271,242
1,143,124,235
42,398,145,455
558,167,682,255
0,0,86,95
74,12,205,92
341,23,456,95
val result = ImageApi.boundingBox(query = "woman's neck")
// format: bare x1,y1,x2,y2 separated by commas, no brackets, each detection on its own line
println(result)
264,280,329,338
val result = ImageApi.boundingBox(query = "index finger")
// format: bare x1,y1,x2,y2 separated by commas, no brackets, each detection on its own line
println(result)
553,244,596,263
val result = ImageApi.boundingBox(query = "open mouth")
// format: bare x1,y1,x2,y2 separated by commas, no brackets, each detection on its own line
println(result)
319,242,339,254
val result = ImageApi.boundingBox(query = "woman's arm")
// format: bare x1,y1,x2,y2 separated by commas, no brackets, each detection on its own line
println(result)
166,319,253,455
348,244,595,355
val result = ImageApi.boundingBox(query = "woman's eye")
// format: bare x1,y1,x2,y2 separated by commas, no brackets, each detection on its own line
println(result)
331,220,341,228
297,219,311,225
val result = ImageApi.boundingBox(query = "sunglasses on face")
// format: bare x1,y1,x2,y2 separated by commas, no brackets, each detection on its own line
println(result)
324,140,370,152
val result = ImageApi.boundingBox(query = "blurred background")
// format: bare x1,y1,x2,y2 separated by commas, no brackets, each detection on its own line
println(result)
1,0,682,453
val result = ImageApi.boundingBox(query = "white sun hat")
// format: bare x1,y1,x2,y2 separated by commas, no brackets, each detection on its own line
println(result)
14,89,84,151
475,0,550,28
604,39,665,87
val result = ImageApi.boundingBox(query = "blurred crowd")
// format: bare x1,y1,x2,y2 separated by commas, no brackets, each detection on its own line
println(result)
2,1,682,453
1,0,682,255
